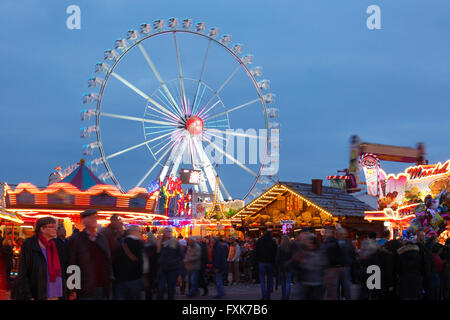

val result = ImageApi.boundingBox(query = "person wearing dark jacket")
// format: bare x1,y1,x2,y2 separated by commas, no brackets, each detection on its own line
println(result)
254,228,277,300
197,237,209,296
157,227,183,300
143,232,159,300
1,239,13,287
373,239,401,300
114,225,144,300
66,210,114,300
212,237,227,298
397,240,426,300
323,228,355,300
276,235,294,300
14,217,66,300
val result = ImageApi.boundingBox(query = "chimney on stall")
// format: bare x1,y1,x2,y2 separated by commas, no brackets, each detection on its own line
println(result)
312,179,323,195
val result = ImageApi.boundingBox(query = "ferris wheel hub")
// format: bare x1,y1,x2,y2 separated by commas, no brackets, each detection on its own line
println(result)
186,115,204,135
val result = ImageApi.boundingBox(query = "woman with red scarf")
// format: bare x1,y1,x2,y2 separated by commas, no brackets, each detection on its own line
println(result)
14,217,66,300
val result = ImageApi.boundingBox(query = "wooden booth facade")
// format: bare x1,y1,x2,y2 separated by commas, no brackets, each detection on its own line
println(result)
232,181,384,240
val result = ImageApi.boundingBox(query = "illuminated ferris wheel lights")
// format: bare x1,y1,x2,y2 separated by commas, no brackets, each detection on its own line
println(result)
139,23,150,34
241,54,254,65
250,66,263,77
94,62,108,73
153,19,164,31
168,17,178,29
114,39,127,50
263,93,275,103
232,43,243,55
195,22,206,32
220,34,232,45
104,49,118,61
87,77,103,88
82,93,99,104
182,19,192,29
126,30,138,41
257,79,270,90
208,27,219,38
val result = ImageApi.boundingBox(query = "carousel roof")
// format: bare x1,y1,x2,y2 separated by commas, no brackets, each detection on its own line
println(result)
61,161,104,191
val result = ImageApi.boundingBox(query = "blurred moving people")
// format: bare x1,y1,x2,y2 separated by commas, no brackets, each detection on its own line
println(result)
66,209,113,300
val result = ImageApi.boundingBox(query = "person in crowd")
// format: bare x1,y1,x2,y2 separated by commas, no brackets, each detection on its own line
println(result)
100,214,124,264
227,237,241,285
55,225,67,250
211,236,227,298
295,233,327,300
1,239,13,287
66,209,113,300
197,236,209,296
241,242,252,284
143,231,159,300
157,227,183,300
358,232,379,300
114,225,144,300
372,238,399,300
0,249,9,299
377,229,391,246
276,235,294,300
254,226,277,300
221,238,230,286
178,237,187,294
416,230,435,300
323,228,355,300
441,238,450,300
184,236,201,298
431,243,443,300
397,235,426,300
0,231,4,248
15,217,66,300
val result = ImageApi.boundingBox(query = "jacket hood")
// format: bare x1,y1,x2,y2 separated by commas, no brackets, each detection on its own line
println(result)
397,244,419,255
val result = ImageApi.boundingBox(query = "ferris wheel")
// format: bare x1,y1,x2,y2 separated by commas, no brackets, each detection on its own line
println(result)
80,18,279,201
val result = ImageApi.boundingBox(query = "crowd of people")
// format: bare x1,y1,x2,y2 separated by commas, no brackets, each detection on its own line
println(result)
1,209,449,300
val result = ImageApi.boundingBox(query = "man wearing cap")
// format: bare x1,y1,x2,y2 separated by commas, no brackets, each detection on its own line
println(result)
66,209,114,300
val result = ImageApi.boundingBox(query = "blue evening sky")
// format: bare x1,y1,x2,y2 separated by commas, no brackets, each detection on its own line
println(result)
0,0,449,199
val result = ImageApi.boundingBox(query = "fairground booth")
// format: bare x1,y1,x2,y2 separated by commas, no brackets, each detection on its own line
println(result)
231,180,383,241
363,160,450,243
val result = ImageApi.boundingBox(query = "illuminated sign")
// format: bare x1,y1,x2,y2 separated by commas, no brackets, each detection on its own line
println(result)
406,161,450,180
179,169,202,185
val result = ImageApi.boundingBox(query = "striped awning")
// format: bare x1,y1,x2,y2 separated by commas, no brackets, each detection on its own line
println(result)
0,208,23,224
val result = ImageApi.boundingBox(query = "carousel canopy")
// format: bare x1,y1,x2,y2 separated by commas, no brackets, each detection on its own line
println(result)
61,161,104,191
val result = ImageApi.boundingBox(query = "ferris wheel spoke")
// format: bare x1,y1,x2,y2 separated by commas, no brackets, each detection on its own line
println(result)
101,112,176,126
135,141,175,188
173,32,187,114
204,98,260,121
205,128,261,140
137,43,184,117
110,71,180,120
197,100,221,120
202,131,229,143
202,137,258,177
197,64,241,117
106,140,153,160
192,40,212,115
145,103,181,124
